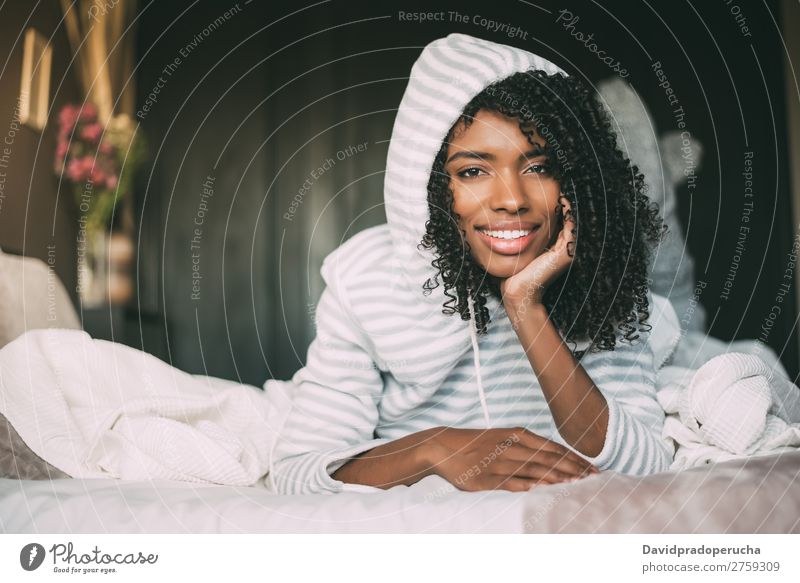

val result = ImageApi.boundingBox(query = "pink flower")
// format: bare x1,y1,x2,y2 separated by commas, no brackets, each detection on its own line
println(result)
64,155,103,184
90,167,107,185
55,141,68,161
80,123,103,143
79,103,98,122
65,157,86,182
58,105,79,132
54,102,131,197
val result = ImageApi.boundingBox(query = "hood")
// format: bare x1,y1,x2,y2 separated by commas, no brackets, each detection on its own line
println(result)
382,33,568,427
384,33,567,309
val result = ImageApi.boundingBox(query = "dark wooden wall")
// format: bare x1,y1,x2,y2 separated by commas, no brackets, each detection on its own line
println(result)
0,0,81,296
126,0,797,384
1,1,794,386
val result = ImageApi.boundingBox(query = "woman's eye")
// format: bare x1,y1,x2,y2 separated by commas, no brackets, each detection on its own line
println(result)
457,167,486,179
526,162,551,175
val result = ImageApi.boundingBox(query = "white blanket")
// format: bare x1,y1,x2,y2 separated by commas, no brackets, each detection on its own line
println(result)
0,329,292,486
658,333,800,469
2,325,800,485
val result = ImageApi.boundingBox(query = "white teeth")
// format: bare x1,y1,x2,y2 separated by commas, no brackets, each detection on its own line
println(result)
480,229,531,240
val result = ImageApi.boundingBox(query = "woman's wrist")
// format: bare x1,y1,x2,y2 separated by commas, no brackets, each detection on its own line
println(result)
416,426,447,478
332,426,445,488
503,295,548,330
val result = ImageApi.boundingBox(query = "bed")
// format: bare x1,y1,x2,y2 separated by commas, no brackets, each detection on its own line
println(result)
2,450,798,533
1,294,799,533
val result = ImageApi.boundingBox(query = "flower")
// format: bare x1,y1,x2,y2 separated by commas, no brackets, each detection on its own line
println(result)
57,105,80,138
55,141,68,159
65,157,87,182
79,102,98,122
90,165,106,184
54,103,146,235
80,123,103,143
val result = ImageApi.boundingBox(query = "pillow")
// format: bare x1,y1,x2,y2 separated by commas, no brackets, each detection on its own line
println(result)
0,412,70,480
597,78,707,334
0,248,81,349
649,292,681,370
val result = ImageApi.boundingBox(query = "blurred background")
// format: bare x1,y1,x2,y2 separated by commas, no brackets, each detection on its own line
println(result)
0,0,799,386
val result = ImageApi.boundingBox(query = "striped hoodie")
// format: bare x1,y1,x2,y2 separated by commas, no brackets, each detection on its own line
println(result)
269,33,675,495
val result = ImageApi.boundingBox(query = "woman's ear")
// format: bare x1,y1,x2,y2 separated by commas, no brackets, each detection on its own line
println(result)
544,205,561,251
559,194,577,257
559,193,573,220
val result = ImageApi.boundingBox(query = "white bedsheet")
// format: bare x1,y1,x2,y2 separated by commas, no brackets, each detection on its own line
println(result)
4,452,798,534
0,474,525,533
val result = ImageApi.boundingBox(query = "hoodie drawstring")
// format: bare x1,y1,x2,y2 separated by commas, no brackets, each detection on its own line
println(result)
467,292,491,429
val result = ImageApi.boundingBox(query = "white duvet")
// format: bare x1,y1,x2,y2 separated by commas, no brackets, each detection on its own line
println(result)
0,329,290,486
1,306,800,489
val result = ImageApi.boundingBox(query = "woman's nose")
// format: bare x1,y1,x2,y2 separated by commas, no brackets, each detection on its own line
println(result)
491,175,528,214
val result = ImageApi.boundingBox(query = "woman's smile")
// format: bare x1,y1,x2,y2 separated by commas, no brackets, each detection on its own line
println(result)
475,222,541,255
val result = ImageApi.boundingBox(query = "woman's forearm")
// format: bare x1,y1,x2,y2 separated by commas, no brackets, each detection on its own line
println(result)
330,427,439,489
505,299,609,457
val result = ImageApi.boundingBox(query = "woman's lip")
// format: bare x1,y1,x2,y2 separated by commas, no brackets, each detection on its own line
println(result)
475,227,539,255
477,222,539,230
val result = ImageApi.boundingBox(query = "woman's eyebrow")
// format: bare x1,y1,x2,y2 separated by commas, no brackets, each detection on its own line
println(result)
446,151,493,164
523,144,547,158
446,148,547,165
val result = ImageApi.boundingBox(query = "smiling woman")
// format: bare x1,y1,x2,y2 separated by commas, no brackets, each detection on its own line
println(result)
422,70,664,345
270,33,674,496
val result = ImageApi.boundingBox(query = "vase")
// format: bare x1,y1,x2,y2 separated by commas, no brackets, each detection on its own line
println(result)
76,230,134,307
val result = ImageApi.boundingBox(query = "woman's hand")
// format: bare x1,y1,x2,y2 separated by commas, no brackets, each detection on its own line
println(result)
500,194,576,307
427,426,599,492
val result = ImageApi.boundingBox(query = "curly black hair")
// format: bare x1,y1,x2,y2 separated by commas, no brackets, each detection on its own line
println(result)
419,70,666,356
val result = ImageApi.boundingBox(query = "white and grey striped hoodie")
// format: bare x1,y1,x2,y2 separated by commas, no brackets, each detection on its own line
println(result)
269,33,675,495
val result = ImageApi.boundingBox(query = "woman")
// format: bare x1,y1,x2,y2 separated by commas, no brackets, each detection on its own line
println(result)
269,33,674,495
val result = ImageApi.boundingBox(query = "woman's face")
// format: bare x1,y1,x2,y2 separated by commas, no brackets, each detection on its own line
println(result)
445,109,563,279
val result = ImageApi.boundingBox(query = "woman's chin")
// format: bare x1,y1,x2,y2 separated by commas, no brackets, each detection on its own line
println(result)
486,261,527,279
481,256,534,279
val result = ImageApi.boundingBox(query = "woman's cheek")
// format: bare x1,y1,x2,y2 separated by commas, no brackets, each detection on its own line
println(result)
451,183,469,217
545,210,562,247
